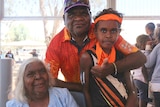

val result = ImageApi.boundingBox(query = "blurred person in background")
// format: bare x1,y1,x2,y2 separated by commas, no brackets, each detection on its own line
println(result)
145,22,156,49
157,23,160,27
145,27,160,107
131,34,151,107
145,22,155,41
0,50,5,59
5,50,14,59
30,49,38,57
5,49,15,65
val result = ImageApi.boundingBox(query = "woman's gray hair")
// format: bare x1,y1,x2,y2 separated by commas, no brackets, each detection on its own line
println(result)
12,57,53,103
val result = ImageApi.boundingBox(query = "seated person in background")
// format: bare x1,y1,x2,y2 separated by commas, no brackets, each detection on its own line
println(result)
6,57,78,107
131,34,150,107
80,8,137,107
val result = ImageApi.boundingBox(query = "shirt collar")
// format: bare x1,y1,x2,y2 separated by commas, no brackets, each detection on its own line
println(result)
63,23,96,42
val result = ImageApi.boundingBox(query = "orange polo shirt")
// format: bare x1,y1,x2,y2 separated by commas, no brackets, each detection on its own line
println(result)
45,24,96,83
45,24,138,83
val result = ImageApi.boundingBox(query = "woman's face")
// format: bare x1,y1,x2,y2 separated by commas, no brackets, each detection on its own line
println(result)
24,61,49,99
95,20,120,53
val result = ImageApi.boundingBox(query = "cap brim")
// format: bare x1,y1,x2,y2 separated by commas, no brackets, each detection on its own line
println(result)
64,4,90,13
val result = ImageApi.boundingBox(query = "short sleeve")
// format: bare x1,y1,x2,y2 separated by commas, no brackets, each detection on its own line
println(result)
114,35,139,55
49,87,79,107
6,99,28,107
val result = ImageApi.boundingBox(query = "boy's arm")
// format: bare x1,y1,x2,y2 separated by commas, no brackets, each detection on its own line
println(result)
80,52,94,107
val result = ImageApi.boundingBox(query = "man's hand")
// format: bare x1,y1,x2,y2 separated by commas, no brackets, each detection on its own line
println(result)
51,78,83,91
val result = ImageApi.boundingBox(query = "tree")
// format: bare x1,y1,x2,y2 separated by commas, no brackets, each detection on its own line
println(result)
39,0,63,46
6,23,29,42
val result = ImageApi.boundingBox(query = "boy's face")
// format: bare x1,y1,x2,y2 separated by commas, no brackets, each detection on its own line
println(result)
95,20,120,53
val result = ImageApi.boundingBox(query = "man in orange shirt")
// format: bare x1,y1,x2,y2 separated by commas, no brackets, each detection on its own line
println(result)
45,0,146,92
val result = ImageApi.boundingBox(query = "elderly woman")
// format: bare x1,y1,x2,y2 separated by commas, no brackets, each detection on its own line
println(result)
6,58,78,107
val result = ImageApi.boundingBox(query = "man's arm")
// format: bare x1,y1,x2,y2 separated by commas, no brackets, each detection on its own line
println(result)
115,50,146,72
52,78,83,92
91,51,146,78
45,41,82,91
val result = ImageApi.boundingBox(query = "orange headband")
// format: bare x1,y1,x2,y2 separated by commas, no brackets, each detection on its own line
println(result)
94,14,122,24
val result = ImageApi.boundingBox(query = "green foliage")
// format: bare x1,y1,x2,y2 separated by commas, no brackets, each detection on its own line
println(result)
7,23,29,41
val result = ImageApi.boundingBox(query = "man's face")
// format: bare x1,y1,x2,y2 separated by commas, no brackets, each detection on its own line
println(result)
63,6,91,36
